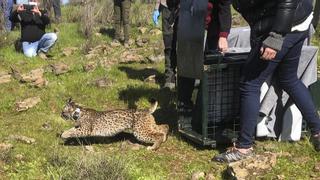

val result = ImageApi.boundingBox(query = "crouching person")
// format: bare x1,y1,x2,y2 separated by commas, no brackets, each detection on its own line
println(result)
9,0,57,58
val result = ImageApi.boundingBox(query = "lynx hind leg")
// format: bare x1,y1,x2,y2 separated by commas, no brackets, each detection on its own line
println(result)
157,124,169,142
133,131,164,151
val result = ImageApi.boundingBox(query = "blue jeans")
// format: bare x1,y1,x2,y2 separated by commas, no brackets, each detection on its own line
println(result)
236,30,320,148
22,33,58,58
1,0,13,31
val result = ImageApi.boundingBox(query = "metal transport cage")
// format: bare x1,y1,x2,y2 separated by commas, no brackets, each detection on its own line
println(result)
178,51,249,148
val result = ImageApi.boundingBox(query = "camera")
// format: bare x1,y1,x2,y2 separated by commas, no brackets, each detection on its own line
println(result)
16,0,38,11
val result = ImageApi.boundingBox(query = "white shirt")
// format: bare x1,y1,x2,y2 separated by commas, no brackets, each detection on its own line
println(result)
291,12,314,32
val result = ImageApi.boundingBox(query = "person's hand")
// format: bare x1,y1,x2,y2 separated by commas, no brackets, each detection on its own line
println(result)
32,5,41,16
17,4,25,12
153,10,160,25
218,37,228,53
260,46,277,60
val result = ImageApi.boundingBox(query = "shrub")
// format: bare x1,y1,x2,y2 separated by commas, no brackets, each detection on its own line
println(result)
47,149,130,180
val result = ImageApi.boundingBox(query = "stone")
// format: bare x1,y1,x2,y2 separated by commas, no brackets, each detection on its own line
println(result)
62,47,77,57
121,51,143,63
144,75,156,83
150,29,162,36
38,52,48,60
95,32,102,37
0,143,13,152
147,54,164,63
83,61,98,72
41,122,52,131
84,146,95,152
191,172,205,180
128,39,135,46
90,77,113,88
205,173,215,180
85,53,97,60
15,154,24,161
50,63,70,75
110,40,121,48
227,152,277,179
277,175,285,180
135,37,149,47
138,27,148,34
120,141,143,151
314,162,320,172
7,135,36,144
12,68,44,83
0,72,11,84
30,77,48,88
15,97,41,112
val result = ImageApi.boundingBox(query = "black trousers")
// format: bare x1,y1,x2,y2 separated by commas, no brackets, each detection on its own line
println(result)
162,6,177,83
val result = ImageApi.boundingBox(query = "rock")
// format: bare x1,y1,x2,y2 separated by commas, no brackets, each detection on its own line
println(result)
138,27,148,34
120,141,143,151
95,32,102,37
0,143,13,152
135,37,149,47
50,63,70,75
314,162,320,172
89,77,113,88
150,29,162,36
227,152,277,179
121,51,143,62
10,67,48,88
0,73,11,84
30,77,48,88
110,41,121,48
11,68,44,83
83,61,98,72
191,172,205,180
147,54,164,63
144,75,156,83
100,57,115,69
85,53,97,60
7,135,36,144
277,175,285,180
15,154,24,161
128,39,135,46
41,122,52,131
62,47,77,57
38,52,48,60
84,146,95,152
205,173,215,180
15,97,41,112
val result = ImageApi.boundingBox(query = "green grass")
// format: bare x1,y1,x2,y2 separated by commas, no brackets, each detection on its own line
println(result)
0,6,320,179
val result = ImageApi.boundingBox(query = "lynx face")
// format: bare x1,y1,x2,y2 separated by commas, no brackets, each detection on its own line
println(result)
61,98,80,120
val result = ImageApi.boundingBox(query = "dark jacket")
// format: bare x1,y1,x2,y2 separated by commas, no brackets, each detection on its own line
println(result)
233,0,313,50
209,0,231,36
207,0,232,49
10,9,50,42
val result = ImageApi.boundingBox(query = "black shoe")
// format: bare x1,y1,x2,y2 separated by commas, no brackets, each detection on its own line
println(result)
213,147,254,163
177,101,193,115
311,133,320,151
163,82,175,90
